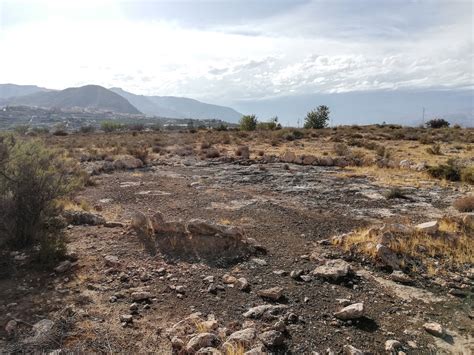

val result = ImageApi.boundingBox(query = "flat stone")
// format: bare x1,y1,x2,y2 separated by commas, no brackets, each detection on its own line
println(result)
227,328,257,345
243,304,288,319
415,221,438,234
334,303,364,320
423,322,444,337
257,287,284,301
313,259,351,280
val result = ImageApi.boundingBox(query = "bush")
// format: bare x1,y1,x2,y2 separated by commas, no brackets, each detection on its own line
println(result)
240,115,258,131
257,117,281,131
426,144,442,155
79,125,95,134
101,121,122,132
426,118,450,129
333,143,350,156
304,105,330,129
0,136,79,264
461,166,474,184
427,160,461,181
453,195,474,212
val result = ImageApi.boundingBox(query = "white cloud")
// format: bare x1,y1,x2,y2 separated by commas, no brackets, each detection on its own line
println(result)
0,0,472,104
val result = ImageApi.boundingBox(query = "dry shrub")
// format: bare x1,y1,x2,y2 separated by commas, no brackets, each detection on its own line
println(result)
453,195,474,212
235,145,250,159
205,148,220,158
128,146,149,163
333,143,350,156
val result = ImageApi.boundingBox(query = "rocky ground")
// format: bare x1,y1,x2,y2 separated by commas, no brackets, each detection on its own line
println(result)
1,152,473,354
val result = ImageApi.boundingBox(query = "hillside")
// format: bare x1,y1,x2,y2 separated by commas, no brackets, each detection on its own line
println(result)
0,83,50,99
110,87,243,122
6,85,141,114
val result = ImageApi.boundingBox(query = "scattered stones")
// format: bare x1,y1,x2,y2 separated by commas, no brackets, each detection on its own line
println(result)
313,259,351,280
415,221,438,234
385,339,402,352
334,303,364,320
258,330,285,348
423,322,444,337
257,287,284,301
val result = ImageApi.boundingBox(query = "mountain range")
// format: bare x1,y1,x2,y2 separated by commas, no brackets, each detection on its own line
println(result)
0,84,243,121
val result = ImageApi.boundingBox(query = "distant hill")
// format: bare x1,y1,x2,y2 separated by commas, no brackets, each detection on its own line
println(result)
110,87,243,122
5,85,141,114
0,84,50,99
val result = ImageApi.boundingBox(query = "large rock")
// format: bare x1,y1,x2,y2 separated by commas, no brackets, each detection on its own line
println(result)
243,304,288,319
423,322,444,337
334,303,364,320
113,155,144,170
227,328,257,345
186,333,220,352
415,221,438,234
131,212,258,266
257,287,284,301
376,244,401,270
258,330,285,348
313,259,351,280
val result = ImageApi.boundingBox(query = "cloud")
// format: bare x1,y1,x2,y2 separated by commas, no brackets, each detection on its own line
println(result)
0,0,471,105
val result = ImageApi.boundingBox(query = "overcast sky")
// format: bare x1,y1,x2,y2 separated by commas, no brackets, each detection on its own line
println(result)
0,0,472,114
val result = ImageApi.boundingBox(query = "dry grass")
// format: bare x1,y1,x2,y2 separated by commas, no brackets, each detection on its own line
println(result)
334,218,474,273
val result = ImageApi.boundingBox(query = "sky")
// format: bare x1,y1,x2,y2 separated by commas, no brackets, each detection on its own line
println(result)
0,0,473,124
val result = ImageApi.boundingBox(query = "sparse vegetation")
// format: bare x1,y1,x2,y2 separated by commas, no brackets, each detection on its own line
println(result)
453,195,474,212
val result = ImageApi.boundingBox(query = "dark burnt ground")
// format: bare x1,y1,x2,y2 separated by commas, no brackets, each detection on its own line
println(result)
1,160,471,353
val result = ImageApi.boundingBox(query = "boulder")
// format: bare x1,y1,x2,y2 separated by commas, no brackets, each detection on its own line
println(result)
186,333,220,352
257,287,284,301
376,244,401,270
258,330,285,348
313,259,351,280
423,322,444,337
334,303,364,320
415,221,438,234
227,328,257,345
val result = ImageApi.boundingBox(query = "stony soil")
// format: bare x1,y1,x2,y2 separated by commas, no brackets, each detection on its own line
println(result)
1,156,473,354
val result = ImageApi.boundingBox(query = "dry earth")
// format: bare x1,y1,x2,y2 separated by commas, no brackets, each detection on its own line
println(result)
1,128,473,354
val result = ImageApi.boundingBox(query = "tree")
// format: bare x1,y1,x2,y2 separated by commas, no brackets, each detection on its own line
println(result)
304,105,330,129
426,118,450,129
240,114,258,131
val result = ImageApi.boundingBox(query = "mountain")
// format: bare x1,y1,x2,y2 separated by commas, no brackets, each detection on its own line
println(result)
0,84,50,99
110,87,243,122
6,85,141,114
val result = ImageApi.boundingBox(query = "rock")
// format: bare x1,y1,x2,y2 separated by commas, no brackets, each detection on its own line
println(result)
301,275,312,282
343,345,364,355
54,260,72,273
290,269,303,280
257,287,284,301
222,274,237,284
334,303,364,320
385,340,402,352
462,213,474,229
272,320,287,333
423,322,444,337
258,330,285,348
131,291,152,301
390,271,412,284
244,345,266,355
175,285,185,294
5,320,17,336
104,255,120,267
63,210,106,226
171,336,185,350
376,244,401,270
113,155,144,170
273,270,287,276
399,160,412,169
243,304,288,319
186,333,220,352
104,221,125,228
129,303,139,312
120,314,133,323
313,259,351,280
227,328,257,345
203,276,215,283
237,277,250,291
251,258,267,266
415,221,438,234
25,319,54,344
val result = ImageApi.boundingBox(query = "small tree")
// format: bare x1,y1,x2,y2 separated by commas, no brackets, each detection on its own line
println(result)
0,135,79,264
426,118,450,129
304,105,330,129
239,115,258,131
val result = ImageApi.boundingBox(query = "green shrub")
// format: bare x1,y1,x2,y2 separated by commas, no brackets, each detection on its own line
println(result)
426,118,450,129
0,135,79,265
427,160,461,181
461,166,474,184
101,121,123,132
240,115,258,131
304,105,330,129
